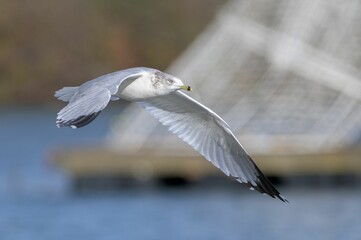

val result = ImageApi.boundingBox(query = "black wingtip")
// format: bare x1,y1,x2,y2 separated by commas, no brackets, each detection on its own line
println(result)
251,164,289,203
234,162,289,203
56,112,101,128
244,179,289,203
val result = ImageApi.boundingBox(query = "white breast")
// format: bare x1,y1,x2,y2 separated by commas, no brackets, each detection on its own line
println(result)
116,74,159,101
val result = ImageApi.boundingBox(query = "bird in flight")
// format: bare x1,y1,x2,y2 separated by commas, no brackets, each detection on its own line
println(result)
55,67,288,202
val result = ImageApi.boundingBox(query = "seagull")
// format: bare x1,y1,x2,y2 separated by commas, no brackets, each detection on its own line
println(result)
55,67,288,202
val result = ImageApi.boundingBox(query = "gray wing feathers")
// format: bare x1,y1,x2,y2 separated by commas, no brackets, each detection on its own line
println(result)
83,68,147,95
56,86,110,128
54,87,78,102
55,68,147,128
140,91,288,202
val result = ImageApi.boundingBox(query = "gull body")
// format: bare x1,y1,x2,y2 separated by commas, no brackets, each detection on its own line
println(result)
115,69,183,101
55,67,288,202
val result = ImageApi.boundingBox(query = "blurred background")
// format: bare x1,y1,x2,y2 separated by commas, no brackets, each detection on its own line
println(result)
1,0,361,239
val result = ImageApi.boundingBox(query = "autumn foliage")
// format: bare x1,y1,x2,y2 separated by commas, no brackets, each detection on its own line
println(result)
0,0,225,104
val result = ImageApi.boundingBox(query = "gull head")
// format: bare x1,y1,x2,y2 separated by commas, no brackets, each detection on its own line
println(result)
151,71,192,95
116,69,192,101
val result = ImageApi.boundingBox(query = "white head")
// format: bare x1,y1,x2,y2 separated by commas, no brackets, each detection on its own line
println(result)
151,70,192,95
117,69,192,101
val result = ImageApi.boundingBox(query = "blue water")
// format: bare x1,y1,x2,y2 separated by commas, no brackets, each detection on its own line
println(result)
0,108,361,240
1,187,361,240
0,106,116,196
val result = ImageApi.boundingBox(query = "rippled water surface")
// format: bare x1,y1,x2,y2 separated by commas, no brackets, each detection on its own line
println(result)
0,108,360,240
1,187,361,240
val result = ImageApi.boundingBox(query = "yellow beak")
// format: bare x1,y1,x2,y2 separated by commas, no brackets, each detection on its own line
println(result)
181,85,192,91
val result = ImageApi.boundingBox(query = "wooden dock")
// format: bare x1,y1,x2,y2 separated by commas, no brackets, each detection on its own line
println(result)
51,146,361,181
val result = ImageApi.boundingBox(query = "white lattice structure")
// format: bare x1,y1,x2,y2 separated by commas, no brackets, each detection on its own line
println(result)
107,0,361,155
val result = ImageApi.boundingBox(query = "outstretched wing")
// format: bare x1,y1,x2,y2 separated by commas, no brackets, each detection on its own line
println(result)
56,86,111,128
56,69,145,128
140,91,288,202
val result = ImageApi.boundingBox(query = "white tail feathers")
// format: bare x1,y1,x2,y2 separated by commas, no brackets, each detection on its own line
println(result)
54,87,78,102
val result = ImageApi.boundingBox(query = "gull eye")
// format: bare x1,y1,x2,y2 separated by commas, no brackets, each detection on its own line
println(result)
167,79,174,84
